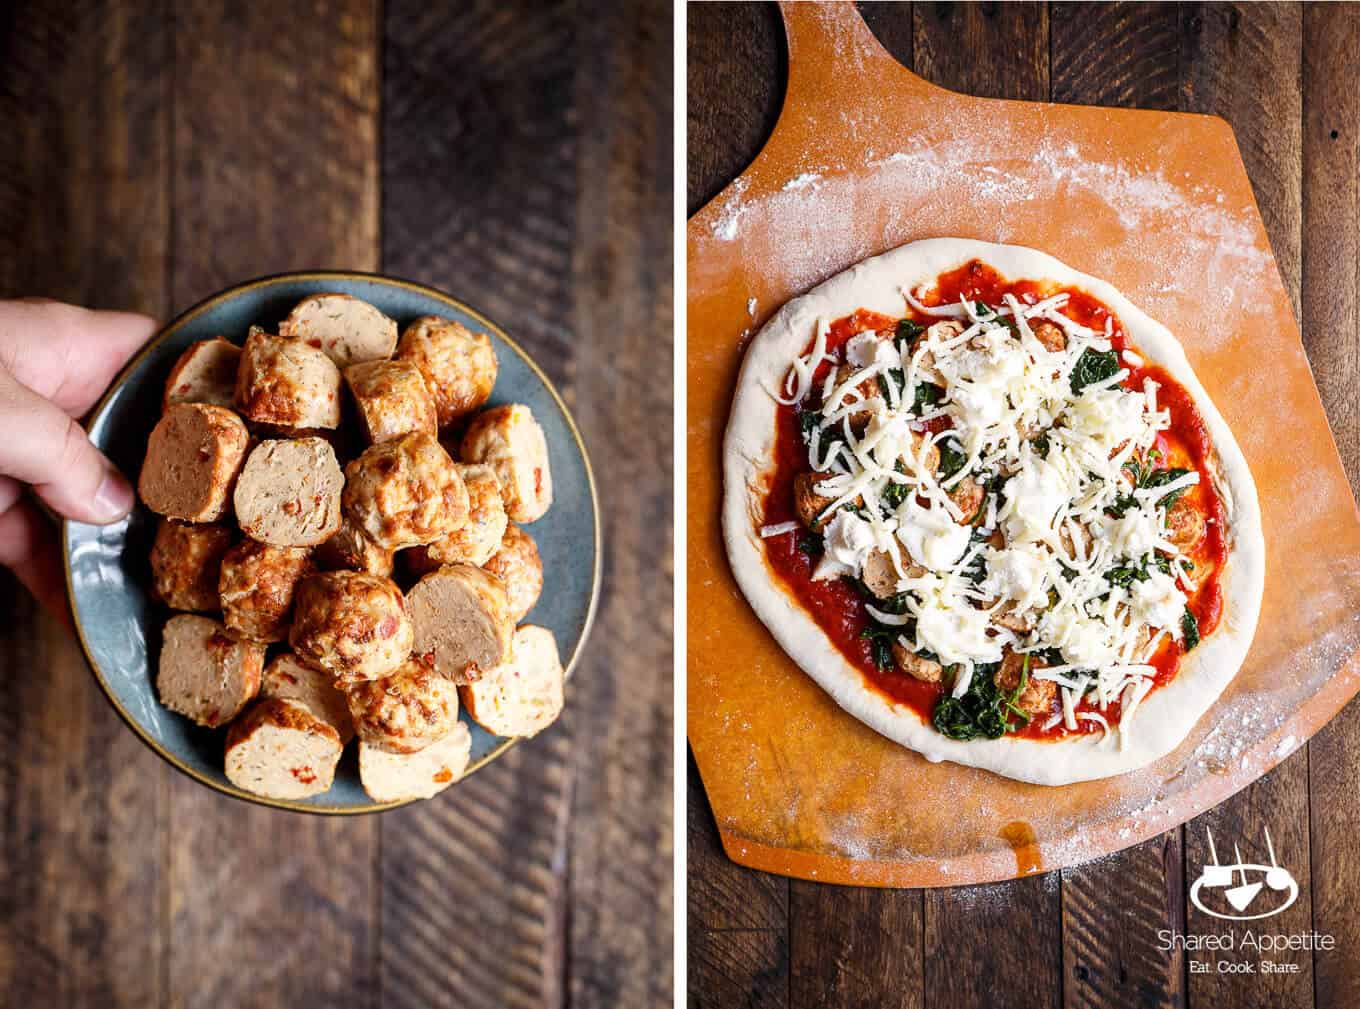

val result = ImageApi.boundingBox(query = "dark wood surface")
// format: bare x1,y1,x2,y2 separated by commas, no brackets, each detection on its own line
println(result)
688,4,1360,1008
0,2,672,1007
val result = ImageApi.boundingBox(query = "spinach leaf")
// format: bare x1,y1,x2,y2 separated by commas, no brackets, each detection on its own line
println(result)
937,435,967,480
1070,347,1121,394
895,318,924,349
911,381,945,415
859,623,897,672
1182,607,1201,651
880,462,909,514
797,532,823,557
1032,431,1050,459
877,369,906,404
1142,466,1193,509
932,661,1008,741
1110,459,1192,516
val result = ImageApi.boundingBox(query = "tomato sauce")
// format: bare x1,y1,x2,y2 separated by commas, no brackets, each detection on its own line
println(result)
759,260,1230,741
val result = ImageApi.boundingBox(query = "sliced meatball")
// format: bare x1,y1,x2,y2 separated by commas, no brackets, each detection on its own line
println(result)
358,722,471,803
793,471,836,531
233,437,344,547
418,463,508,568
407,564,513,684
831,364,881,428
157,614,264,728
313,515,395,577
218,540,315,642
481,522,544,623
459,404,552,523
1030,320,1068,352
890,641,943,683
289,571,413,685
860,549,904,599
224,698,342,800
345,658,461,754
344,359,438,444
460,625,564,738
139,403,250,522
163,337,241,411
235,326,342,430
260,652,355,743
278,292,398,368
342,432,470,549
395,315,498,426
149,519,235,612
948,475,986,523
1165,498,1206,550
994,651,1057,719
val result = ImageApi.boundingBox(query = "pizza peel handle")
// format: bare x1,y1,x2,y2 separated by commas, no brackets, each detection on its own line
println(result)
688,2,1360,886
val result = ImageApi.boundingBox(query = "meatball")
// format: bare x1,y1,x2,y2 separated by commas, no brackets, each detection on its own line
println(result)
233,437,344,547
224,698,343,800
260,652,355,743
289,571,413,685
482,522,544,622
345,658,461,754
163,336,241,411
891,641,942,683
234,326,342,430
314,515,395,577
138,403,250,522
1030,320,1067,352
459,404,553,523
150,519,235,612
994,651,1056,719
831,364,881,428
157,614,264,728
417,463,509,569
861,549,905,599
406,564,513,684
793,471,836,530
395,315,498,426
948,475,985,523
278,292,398,368
218,540,315,642
343,431,470,549
1165,498,1206,550
358,722,471,802
460,625,564,738
344,359,438,445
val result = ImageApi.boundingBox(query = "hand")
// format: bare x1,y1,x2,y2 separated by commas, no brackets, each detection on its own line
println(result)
0,299,157,621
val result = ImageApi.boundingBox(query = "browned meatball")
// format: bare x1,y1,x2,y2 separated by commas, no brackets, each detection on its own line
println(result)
289,571,413,684
891,641,942,683
994,652,1056,719
345,658,461,754
344,359,438,445
157,615,264,728
279,293,398,368
234,326,342,430
233,437,344,547
163,337,241,411
482,522,544,622
832,364,881,428
793,471,836,530
395,316,498,426
406,564,513,684
948,475,986,523
459,404,553,523
1031,320,1067,352
418,463,508,568
343,432,470,550
139,403,250,522
218,540,315,642
314,516,395,577
860,549,922,599
150,519,236,612
1165,499,1206,550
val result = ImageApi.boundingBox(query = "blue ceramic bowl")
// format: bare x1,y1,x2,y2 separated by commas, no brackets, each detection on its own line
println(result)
63,273,601,813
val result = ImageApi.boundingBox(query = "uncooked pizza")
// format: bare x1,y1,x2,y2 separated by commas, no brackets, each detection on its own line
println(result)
723,238,1264,785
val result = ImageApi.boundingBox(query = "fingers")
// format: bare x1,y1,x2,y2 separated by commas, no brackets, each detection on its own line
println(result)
0,368,134,523
0,488,73,628
0,300,158,416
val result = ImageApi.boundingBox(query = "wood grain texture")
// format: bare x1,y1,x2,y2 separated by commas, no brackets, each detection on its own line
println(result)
1050,3,1180,110
167,4,381,1008
381,2,673,1007
912,1,1050,102
789,881,922,1009
0,4,171,1008
1302,7,1360,1009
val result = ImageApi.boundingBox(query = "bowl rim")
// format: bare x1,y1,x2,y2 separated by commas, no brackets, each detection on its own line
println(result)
61,269,603,815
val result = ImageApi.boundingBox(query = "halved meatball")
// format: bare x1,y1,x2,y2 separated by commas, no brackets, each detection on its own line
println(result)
415,463,508,569
233,437,344,547
395,315,498,426
314,515,395,577
139,403,250,522
345,658,461,754
793,471,836,531
235,326,342,430
860,549,904,599
224,698,342,800
460,625,564,738
278,292,398,368
343,432,470,550
289,571,413,684
994,651,1057,719
459,404,552,523
358,722,471,803
481,522,543,622
1030,320,1068,352
890,641,943,683
157,614,264,728
948,475,986,523
1165,498,1205,550
260,652,355,743
163,337,241,411
831,363,881,428
218,540,315,642
150,519,235,612
344,359,438,445
406,564,513,684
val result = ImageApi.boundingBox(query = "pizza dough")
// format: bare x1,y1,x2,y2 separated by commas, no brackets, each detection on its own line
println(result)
723,238,1265,785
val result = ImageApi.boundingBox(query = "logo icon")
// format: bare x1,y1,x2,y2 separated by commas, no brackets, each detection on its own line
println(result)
1189,826,1298,921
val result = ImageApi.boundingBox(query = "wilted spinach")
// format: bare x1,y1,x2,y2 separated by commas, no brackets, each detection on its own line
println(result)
1182,607,1201,651
1070,347,1121,394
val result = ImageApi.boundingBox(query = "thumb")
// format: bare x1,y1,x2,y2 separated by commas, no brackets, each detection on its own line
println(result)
0,367,134,524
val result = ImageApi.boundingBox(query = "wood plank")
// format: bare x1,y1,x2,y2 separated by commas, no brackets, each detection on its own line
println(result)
1301,6,1360,1009
1051,3,1181,110
790,880,922,1009
912,1,1050,102
166,4,381,1008
0,3,171,1007
686,1,784,215
689,752,789,1009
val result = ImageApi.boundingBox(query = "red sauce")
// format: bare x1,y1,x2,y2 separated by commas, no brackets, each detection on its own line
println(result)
760,260,1230,741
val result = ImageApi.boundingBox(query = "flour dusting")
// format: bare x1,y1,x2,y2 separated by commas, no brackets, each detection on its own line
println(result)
783,171,823,192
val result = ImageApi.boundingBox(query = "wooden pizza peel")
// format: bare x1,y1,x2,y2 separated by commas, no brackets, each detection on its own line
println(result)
687,1,1360,887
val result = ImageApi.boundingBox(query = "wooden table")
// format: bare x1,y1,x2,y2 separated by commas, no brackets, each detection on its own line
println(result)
0,3,671,1007
688,4,1360,1007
